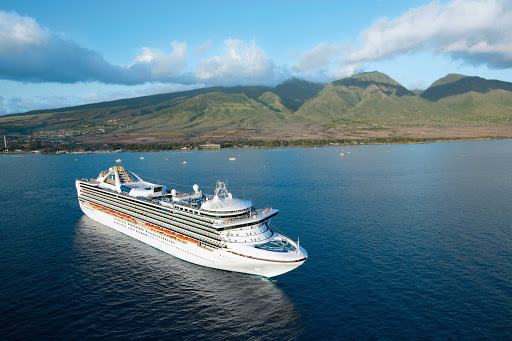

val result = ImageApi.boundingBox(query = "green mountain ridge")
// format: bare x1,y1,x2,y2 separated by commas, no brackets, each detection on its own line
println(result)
420,74,512,121
294,72,448,124
421,74,512,102
2,72,512,141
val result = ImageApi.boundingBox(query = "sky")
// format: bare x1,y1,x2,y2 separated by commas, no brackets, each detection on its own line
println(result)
1,0,512,115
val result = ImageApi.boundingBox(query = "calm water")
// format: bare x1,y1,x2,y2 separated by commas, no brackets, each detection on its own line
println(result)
1,140,512,340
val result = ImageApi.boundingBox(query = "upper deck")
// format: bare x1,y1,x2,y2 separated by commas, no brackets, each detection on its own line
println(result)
77,166,277,230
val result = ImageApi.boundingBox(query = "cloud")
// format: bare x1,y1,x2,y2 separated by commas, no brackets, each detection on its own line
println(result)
294,43,344,72
132,41,188,79
292,0,512,82
0,11,49,53
293,43,355,82
345,0,512,69
0,82,202,115
195,39,284,85
0,11,284,86
0,11,190,85
409,79,425,90
0,95,78,115
193,40,211,56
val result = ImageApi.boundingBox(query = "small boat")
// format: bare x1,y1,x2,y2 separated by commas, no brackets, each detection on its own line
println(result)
165,158,168,160
116,159,122,163
183,161,187,164
140,157,144,160
387,151,391,153
340,149,345,156
229,157,236,161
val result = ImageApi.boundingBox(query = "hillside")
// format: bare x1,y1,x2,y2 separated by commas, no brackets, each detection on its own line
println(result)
421,74,512,121
294,72,453,124
0,80,324,136
422,74,512,101
272,78,325,111
2,72,512,143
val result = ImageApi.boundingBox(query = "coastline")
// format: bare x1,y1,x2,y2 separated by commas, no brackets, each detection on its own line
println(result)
2,135,510,155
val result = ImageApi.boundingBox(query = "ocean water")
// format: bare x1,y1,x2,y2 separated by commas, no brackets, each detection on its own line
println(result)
1,140,512,340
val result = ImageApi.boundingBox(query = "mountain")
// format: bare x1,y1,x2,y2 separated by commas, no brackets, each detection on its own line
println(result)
271,78,325,111
0,79,323,137
2,72,512,143
421,74,512,101
294,72,451,124
421,74,512,119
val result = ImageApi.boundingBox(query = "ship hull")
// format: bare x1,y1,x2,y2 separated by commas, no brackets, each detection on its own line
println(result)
79,201,305,277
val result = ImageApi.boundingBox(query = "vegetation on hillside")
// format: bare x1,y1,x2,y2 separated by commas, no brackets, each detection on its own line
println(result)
1,72,512,145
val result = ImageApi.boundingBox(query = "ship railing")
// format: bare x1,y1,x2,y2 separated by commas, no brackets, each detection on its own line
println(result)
80,178,98,183
219,208,274,224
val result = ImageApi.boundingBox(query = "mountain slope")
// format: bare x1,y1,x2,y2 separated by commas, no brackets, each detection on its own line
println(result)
294,72,450,124
421,74,512,102
0,79,325,135
258,92,291,113
272,78,325,111
2,73,512,142
422,74,512,120
127,92,289,133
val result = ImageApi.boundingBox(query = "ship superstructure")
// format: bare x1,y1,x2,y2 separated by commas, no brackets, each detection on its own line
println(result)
76,166,307,277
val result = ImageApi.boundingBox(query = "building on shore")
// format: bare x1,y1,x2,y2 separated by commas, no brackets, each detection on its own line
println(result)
200,143,221,149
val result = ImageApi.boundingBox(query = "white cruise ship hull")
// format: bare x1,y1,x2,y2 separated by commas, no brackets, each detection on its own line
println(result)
80,201,305,277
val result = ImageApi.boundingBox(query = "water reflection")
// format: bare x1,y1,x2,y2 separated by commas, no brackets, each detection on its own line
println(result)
71,216,303,340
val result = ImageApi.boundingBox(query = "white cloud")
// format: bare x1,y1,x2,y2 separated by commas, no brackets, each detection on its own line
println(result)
292,43,356,82
0,11,285,86
0,11,192,85
193,40,211,56
0,11,49,53
294,43,344,72
345,0,512,68
132,41,187,79
332,63,361,79
290,0,512,82
195,39,283,85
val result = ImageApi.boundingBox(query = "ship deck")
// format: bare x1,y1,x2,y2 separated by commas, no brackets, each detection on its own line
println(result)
78,178,277,229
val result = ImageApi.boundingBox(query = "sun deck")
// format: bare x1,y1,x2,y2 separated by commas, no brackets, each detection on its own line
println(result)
77,175,277,230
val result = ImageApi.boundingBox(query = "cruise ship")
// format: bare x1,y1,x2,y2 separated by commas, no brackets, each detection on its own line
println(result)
76,166,307,277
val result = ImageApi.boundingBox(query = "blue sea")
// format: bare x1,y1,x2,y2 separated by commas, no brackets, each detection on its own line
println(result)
1,140,512,340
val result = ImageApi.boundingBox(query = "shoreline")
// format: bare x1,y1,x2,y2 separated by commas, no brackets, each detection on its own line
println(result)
2,136,510,155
